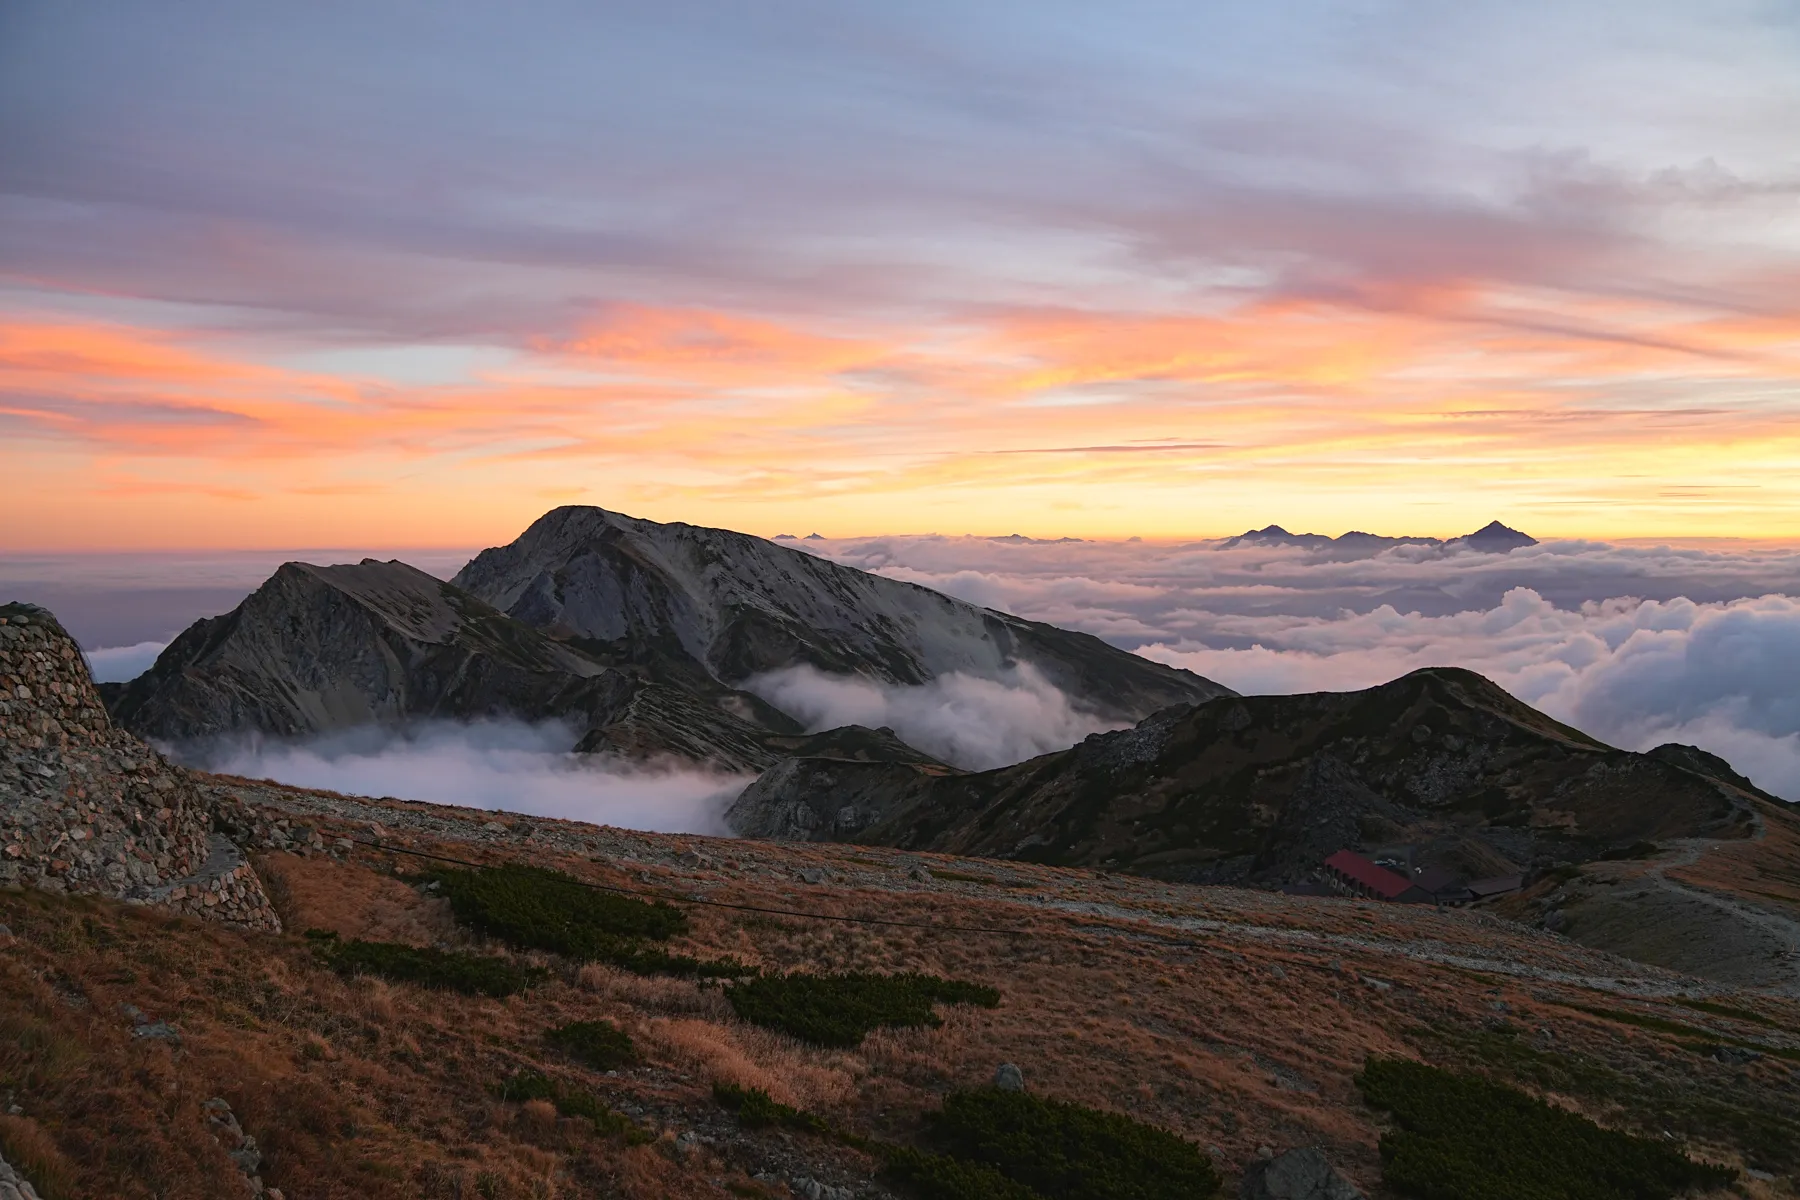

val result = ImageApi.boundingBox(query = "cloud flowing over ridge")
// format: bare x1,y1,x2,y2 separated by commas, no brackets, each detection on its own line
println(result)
175,719,749,834
748,663,1119,771
796,535,1800,799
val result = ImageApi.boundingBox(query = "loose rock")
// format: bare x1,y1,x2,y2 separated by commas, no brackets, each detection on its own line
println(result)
993,1062,1025,1092
0,1150,46,1200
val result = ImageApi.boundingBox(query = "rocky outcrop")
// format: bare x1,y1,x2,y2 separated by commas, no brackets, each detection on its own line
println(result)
0,603,278,930
1239,1148,1363,1199
734,667,1768,884
729,756,960,841
452,506,1231,721
0,1152,45,1200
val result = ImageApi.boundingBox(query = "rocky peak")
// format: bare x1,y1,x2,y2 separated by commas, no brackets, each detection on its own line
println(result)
452,505,1231,720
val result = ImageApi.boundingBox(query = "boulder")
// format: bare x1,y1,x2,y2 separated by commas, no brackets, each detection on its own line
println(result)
1239,1147,1362,1200
993,1062,1025,1092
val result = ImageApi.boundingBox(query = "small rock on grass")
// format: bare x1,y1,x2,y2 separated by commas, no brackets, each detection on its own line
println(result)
993,1063,1025,1092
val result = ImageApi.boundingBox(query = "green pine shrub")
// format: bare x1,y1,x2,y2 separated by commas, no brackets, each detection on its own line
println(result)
426,863,750,977
545,1019,637,1071
711,1082,830,1135
497,1070,649,1142
723,971,999,1048
431,864,687,951
317,938,546,997
920,1087,1221,1200
1357,1056,1736,1200
881,1145,1043,1200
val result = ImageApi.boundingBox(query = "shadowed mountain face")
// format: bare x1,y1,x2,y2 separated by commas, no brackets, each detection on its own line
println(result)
106,508,1231,770
728,667,1767,882
449,506,1232,719
104,559,806,770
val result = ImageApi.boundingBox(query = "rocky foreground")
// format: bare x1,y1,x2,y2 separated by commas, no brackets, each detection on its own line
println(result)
2,757,1798,1198
1,602,278,929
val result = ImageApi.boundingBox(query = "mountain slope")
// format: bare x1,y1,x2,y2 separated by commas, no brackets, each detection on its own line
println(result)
108,508,1228,770
729,667,1765,883
106,558,804,768
451,506,1232,721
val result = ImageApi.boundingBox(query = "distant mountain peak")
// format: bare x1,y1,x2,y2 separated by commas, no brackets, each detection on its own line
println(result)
987,533,1086,545
1220,520,1535,555
1449,521,1537,551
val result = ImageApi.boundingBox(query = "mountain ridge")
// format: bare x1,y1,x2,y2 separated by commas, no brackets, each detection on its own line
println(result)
1221,519,1537,553
104,507,1233,770
450,506,1230,720
728,664,1769,887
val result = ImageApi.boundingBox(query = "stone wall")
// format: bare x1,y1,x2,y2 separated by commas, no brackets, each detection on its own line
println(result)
0,603,279,931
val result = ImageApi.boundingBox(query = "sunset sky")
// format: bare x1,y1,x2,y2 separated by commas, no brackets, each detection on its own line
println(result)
4,1,1799,550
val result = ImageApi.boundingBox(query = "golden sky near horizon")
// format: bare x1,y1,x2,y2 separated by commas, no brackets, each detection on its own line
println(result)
5,3,1799,550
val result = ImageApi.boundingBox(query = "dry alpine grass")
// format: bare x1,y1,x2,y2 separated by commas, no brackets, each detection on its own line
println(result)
4,783,1798,1198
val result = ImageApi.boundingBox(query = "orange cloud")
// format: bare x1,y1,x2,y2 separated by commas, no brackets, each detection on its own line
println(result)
545,304,888,381
6,284,1800,551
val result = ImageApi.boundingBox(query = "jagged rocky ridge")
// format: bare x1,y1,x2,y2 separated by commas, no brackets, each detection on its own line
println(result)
727,666,1771,885
450,506,1229,717
106,507,1231,770
0,602,279,929
105,558,806,771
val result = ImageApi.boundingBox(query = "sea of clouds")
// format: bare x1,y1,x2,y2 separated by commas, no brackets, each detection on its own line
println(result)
75,534,1800,820
791,535,1800,800
748,662,1119,771
171,719,750,834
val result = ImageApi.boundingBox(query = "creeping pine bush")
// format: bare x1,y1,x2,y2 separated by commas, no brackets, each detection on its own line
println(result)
723,971,1000,1048
881,1146,1043,1200
712,1082,831,1136
314,935,547,997
428,863,750,977
432,864,686,951
918,1087,1221,1200
545,1019,637,1072
1357,1057,1736,1200
497,1070,650,1143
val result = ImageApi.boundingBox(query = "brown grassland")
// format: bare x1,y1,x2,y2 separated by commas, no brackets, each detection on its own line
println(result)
2,780,1798,1198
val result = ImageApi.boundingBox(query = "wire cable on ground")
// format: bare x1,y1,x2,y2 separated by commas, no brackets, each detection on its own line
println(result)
348,836,1042,938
